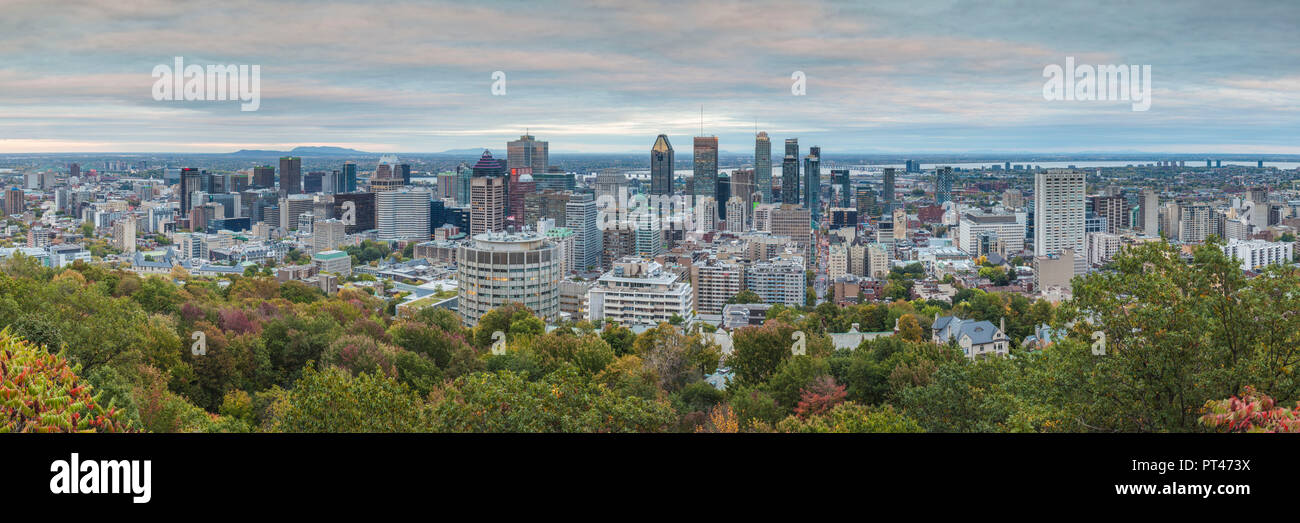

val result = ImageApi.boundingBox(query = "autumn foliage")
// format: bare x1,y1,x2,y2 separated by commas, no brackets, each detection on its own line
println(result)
0,328,135,433
1200,387,1300,433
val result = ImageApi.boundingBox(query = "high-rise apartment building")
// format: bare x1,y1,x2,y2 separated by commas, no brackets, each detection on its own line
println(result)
935,166,954,205
1034,170,1087,273
1142,189,1159,236
588,258,693,327
882,167,896,213
691,257,743,316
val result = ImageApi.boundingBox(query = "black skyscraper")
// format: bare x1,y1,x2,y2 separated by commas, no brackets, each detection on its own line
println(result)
650,134,674,196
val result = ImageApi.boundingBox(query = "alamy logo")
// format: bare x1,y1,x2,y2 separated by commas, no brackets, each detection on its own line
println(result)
491,330,507,355
1043,56,1151,111
152,57,261,111
50,453,152,504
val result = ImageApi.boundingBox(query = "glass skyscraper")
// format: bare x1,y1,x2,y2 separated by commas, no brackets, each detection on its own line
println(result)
650,134,674,196
755,132,771,204
781,138,799,204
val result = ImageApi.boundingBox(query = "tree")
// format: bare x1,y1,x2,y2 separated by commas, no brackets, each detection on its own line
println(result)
431,369,676,433
726,290,763,305
776,403,923,433
794,375,847,418
265,365,430,432
0,330,136,432
1201,387,1300,433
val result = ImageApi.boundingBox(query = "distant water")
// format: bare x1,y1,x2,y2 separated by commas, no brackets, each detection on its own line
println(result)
618,161,1299,179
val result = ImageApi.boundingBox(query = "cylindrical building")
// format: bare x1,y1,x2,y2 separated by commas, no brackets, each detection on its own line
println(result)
456,231,562,326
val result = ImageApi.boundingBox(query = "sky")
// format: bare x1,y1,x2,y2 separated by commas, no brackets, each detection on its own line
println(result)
0,0,1297,154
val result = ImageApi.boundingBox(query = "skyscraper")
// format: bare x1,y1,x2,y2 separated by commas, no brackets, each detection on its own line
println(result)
377,189,432,241
180,168,203,219
1034,170,1086,273
650,134,674,196
755,132,772,204
781,138,799,204
1142,189,1159,236
693,136,718,205
253,166,275,189
566,192,601,272
935,166,954,205
803,146,820,221
731,168,754,208
469,175,506,236
880,167,897,213
455,162,471,205
340,161,358,193
832,169,850,207
279,156,301,197
507,134,549,174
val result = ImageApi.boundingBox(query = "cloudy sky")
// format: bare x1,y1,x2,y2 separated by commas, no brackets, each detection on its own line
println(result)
1,0,1297,154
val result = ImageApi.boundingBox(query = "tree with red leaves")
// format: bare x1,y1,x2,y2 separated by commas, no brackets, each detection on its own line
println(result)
1200,386,1300,433
795,375,847,419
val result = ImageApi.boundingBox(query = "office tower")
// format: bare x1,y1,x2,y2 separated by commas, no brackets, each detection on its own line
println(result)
1090,195,1127,234
832,169,850,207
855,187,876,218
1141,189,1159,235
507,134,549,174
633,212,662,258
781,139,799,204
437,172,457,200
693,136,719,205
804,146,820,220
396,164,411,186
534,170,575,192
771,204,812,250
731,168,754,208
304,172,325,193
957,211,1027,254
471,150,507,214
253,166,275,189
588,259,693,327
1034,170,1087,273
650,134,674,196
546,227,577,275
69,163,80,179
524,190,571,226
755,132,772,204
179,168,203,219
331,192,376,234
279,157,301,196
935,166,954,205
312,219,347,253
566,192,601,272
457,231,562,326
470,175,506,236
510,170,536,226
377,189,431,241
716,175,731,220
455,162,471,205
595,169,628,203
881,167,897,213
340,162,358,193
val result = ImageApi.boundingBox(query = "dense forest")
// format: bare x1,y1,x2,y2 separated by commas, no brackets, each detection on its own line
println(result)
2,239,1299,433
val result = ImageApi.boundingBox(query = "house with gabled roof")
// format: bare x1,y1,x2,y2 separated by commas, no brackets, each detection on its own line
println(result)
932,313,1010,359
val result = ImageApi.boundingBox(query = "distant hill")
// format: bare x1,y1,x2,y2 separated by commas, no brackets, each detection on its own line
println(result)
229,146,372,157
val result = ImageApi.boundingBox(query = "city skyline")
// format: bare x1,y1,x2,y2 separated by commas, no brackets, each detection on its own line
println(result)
1,0,1297,154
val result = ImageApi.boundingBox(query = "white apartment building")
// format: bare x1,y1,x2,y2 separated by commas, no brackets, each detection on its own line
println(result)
745,256,805,307
1034,170,1086,274
1086,231,1122,266
587,258,694,326
1222,238,1293,272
